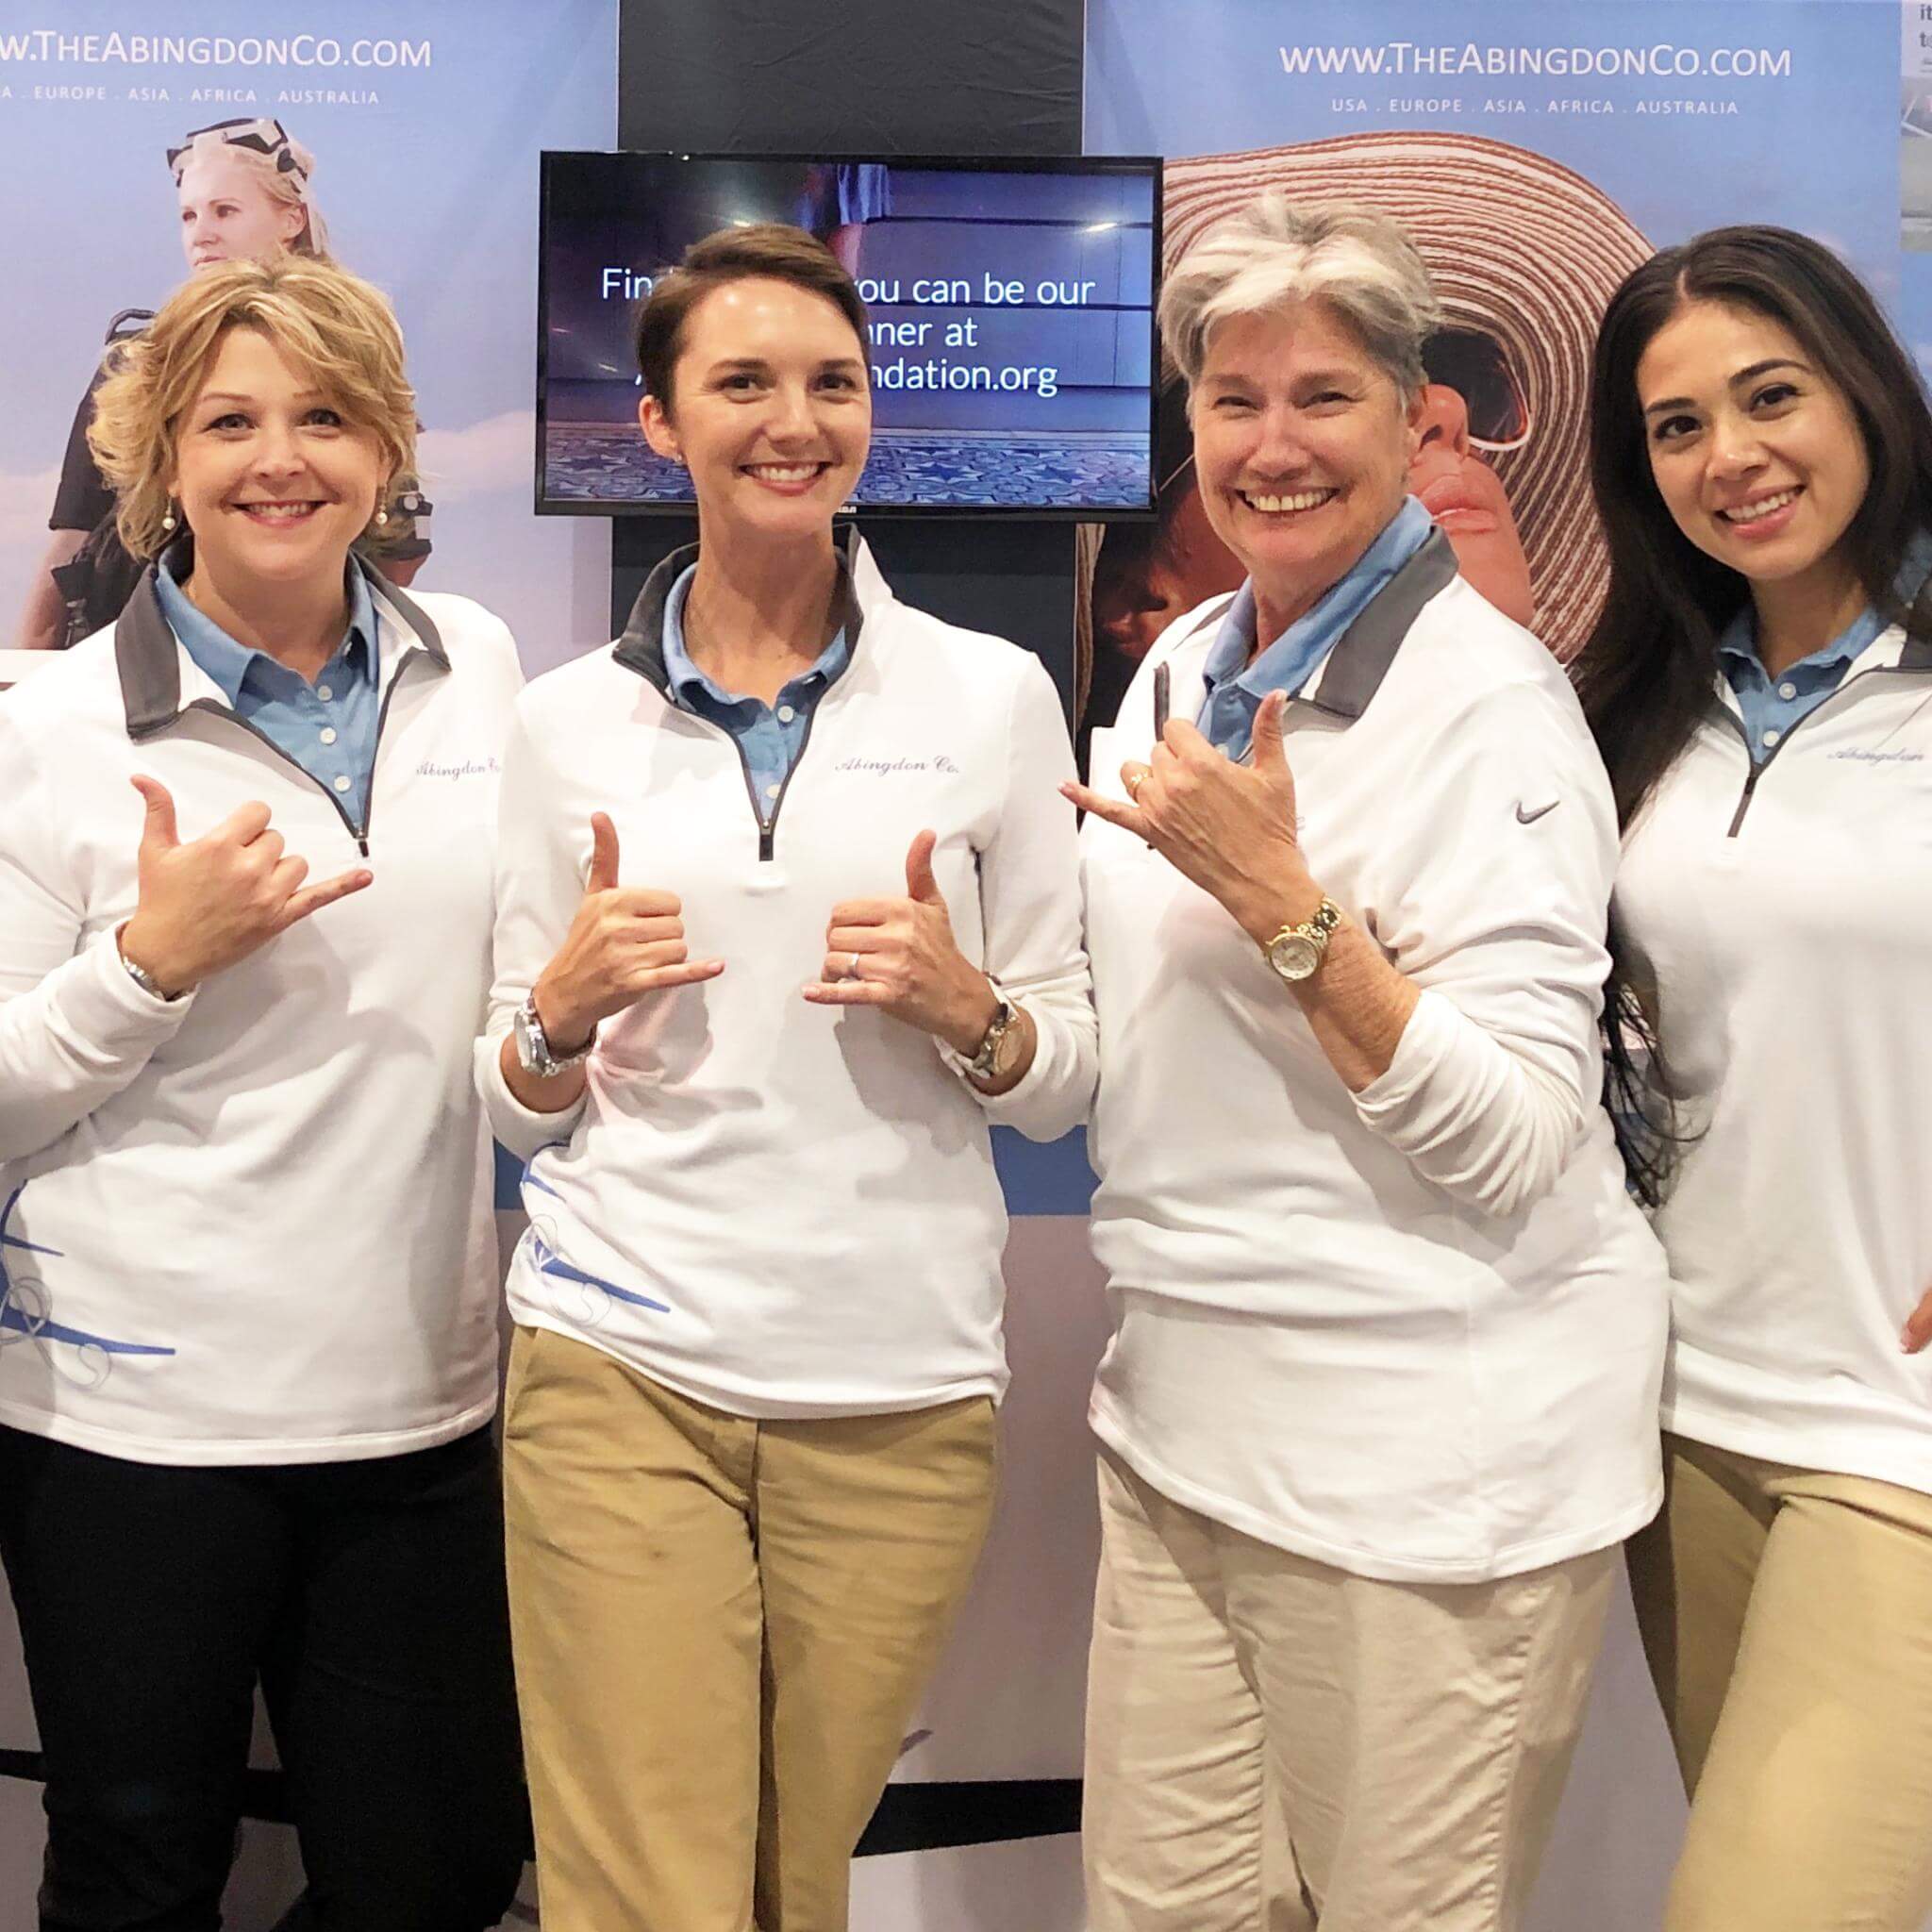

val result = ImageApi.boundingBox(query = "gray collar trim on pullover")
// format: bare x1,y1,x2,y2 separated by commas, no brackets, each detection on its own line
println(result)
611,525,869,695
114,556,449,742
1300,525,1461,722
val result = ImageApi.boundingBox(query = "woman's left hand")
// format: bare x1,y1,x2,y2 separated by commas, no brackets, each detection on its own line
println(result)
804,830,999,1053
1063,690,1314,942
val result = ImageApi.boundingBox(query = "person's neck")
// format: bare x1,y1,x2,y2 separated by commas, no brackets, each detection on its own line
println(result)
1248,503,1402,659
183,553,352,686
684,525,841,705
1749,560,1869,679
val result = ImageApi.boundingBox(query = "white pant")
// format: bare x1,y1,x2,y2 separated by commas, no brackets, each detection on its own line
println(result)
1083,1449,1615,1932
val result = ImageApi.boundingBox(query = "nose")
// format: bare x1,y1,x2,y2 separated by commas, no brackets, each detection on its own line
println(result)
1247,402,1311,476
1414,383,1472,457
1707,408,1765,479
251,420,305,478
766,380,818,445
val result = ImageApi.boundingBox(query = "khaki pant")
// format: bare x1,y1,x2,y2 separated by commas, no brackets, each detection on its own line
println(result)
500,1324,997,1932
1627,1432,1932,1932
1083,1449,1614,1932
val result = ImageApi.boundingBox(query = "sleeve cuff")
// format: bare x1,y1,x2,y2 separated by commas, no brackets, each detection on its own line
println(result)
1350,988,1458,1131
475,1026,588,1160
71,927,199,1046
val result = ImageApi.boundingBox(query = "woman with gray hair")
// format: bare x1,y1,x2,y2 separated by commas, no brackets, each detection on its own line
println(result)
1066,194,1669,1930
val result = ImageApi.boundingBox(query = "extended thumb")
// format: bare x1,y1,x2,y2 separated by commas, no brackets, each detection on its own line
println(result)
587,811,621,892
130,775,179,849
1252,691,1290,771
905,828,941,903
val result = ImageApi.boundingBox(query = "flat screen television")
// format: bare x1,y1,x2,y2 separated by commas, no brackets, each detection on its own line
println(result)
536,152,1160,517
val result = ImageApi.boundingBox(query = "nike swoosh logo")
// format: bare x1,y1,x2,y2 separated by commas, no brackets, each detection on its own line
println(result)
1514,799,1558,824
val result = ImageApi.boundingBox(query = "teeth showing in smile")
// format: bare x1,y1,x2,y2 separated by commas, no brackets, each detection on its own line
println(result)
746,463,821,482
240,502,318,520
1241,488,1337,514
1720,489,1798,525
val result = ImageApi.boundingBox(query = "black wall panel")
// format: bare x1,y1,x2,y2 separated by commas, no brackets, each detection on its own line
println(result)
610,0,1088,719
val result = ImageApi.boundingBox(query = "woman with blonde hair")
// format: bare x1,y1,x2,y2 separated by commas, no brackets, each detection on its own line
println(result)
0,254,525,1932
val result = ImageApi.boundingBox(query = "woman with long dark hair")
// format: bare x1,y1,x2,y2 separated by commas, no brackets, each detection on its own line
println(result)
1578,224,1932,1932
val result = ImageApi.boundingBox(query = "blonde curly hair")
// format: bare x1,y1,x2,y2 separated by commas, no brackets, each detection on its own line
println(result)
88,255,416,560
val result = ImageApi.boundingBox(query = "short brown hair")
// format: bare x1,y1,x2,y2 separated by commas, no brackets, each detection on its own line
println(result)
89,255,417,559
633,223,870,407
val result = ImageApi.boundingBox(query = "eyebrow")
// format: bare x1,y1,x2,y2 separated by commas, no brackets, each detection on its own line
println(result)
1642,358,1809,419
705,356,865,372
195,389,328,406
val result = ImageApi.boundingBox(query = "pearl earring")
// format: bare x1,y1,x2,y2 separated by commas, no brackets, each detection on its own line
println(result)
160,508,177,532
375,506,390,526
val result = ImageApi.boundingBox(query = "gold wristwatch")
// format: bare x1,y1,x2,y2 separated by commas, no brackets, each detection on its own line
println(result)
1261,898,1341,983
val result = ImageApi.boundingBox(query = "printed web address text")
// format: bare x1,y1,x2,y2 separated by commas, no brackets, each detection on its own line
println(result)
0,31,430,69
1280,42,1791,79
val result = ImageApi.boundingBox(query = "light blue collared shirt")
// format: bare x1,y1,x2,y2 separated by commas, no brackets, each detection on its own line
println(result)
153,547,381,827
661,564,850,822
1197,495,1434,758
1717,532,1932,763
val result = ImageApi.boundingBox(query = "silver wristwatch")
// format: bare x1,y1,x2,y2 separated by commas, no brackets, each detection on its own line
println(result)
941,982,1024,1088
1261,898,1342,983
116,926,184,1003
513,991,595,1078
965,991,1021,1081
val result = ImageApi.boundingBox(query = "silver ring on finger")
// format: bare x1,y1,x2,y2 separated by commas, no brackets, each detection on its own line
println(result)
845,952,863,981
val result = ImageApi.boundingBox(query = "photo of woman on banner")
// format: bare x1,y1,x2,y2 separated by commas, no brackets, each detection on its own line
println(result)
1083,131,1653,738
15,116,432,653
480,222,1094,1932
1067,194,1668,1932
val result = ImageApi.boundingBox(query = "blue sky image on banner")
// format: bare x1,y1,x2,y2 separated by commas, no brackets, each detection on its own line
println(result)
0,2,617,675
1081,0,1921,724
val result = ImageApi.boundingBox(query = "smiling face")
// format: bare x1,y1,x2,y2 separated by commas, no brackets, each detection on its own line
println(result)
176,150,306,272
639,275,871,546
1637,298,1871,608
167,325,388,593
1189,300,1423,632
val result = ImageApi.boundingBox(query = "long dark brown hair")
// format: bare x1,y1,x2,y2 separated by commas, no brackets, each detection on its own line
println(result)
1575,225,1932,1202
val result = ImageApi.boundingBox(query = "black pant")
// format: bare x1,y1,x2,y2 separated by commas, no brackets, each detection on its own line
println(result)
0,1423,526,1932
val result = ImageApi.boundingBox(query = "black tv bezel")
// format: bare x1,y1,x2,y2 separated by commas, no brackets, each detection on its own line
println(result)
534,149,1163,522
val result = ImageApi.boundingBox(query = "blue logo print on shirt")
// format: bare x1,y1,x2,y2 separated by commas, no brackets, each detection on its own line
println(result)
0,1185,176,1377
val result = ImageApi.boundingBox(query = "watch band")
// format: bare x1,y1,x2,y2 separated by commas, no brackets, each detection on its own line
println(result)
1261,897,1343,984
940,982,1020,1087
964,991,1020,1081
116,928,183,1003
515,991,595,1078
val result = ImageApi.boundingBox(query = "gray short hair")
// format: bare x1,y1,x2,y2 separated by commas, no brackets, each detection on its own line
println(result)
1159,193,1441,396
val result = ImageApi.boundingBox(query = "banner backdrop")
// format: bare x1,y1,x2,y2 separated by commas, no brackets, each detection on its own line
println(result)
1081,0,1919,727
0,1,616,673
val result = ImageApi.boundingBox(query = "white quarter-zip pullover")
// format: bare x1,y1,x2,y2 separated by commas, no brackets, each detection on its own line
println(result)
1083,539,1669,1584
0,569,522,1464
478,537,1095,1419
1616,618,1932,1491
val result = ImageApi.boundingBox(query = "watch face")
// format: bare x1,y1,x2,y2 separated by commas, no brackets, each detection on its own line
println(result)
1268,933,1322,982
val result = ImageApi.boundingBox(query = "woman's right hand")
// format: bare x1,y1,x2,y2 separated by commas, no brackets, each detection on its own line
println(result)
117,777,373,996
530,813,724,1052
